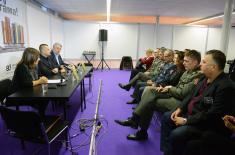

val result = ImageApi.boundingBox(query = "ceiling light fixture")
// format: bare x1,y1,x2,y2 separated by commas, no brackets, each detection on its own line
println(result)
106,0,111,22
185,11,235,25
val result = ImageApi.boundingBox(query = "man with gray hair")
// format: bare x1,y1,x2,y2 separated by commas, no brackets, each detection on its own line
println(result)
50,42,67,73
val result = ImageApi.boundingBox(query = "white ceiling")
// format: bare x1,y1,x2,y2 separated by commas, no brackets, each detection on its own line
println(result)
35,0,234,25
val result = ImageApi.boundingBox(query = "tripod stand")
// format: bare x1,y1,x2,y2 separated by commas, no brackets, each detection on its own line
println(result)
96,41,110,70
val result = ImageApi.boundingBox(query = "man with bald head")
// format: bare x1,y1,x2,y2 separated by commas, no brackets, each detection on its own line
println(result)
38,44,60,77
160,50,235,155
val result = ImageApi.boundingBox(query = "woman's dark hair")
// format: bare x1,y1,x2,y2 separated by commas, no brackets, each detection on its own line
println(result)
18,47,40,69
175,51,185,70
175,51,184,61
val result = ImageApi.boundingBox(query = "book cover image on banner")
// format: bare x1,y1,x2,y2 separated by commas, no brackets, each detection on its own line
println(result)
0,0,27,53
0,0,27,80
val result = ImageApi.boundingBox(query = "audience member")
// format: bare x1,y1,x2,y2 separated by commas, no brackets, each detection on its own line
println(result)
183,115,235,155
129,49,154,81
119,48,165,91
115,50,201,141
160,50,235,155
10,47,48,116
128,49,176,104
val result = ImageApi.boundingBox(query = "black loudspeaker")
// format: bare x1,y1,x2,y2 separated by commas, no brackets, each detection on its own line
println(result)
99,29,108,41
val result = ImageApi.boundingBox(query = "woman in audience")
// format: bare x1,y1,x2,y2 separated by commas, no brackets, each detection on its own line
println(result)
10,47,48,116
167,50,185,86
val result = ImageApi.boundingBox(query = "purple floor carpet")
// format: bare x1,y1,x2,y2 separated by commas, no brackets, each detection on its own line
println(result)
0,69,163,155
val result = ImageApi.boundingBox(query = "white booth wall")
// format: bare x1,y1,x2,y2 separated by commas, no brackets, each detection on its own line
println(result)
63,21,235,60
1,0,235,81
26,3,64,55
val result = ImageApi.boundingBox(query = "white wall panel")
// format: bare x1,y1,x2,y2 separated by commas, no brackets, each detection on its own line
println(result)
63,21,100,59
100,23,138,59
173,26,207,55
157,25,173,49
206,27,221,51
138,24,155,57
50,15,64,55
227,28,235,60
27,4,50,49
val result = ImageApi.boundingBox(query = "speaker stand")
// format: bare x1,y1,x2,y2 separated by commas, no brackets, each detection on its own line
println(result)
96,41,110,70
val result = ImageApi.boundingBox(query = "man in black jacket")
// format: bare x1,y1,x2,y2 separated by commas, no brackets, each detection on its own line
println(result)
38,44,59,77
160,50,235,155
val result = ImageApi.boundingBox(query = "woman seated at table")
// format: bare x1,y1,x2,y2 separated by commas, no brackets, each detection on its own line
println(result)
10,47,48,116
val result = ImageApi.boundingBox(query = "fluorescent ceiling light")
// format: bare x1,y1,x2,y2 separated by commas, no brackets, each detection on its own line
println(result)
106,0,111,22
186,11,235,25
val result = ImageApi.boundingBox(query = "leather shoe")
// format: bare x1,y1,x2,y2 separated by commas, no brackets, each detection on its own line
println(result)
118,83,131,91
127,99,137,104
127,131,148,141
114,119,138,129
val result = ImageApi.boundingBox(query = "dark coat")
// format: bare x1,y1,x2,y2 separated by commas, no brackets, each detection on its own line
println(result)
49,51,67,68
11,63,37,92
180,73,235,133
38,54,57,77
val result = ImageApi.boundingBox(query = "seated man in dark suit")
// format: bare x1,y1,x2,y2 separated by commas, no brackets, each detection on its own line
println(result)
38,44,60,77
184,115,235,155
160,50,235,155
49,42,67,73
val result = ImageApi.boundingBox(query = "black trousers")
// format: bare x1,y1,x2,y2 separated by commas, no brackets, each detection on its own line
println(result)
129,68,146,82
184,131,235,155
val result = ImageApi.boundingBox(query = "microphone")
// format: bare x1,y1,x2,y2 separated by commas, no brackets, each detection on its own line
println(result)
64,59,78,69
57,72,66,86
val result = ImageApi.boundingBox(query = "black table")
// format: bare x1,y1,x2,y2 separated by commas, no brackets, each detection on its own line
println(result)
7,67,92,119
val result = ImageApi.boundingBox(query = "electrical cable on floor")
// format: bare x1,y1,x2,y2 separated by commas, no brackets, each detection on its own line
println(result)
94,117,109,155
60,116,105,153
61,80,104,154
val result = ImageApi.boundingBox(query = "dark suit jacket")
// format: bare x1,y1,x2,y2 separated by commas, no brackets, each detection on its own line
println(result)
38,54,57,77
179,73,235,132
11,63,38,92
49,51,67,68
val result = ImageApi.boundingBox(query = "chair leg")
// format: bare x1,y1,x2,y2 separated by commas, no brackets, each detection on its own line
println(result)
48,144,51,155
89,76,92,91
65,127,69,149
20,139,25,150
51,101,56,111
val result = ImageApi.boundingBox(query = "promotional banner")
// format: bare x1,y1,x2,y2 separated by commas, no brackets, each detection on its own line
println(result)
0,51,23,80
0,0,27,80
